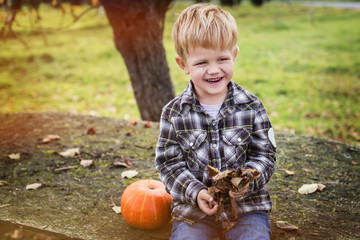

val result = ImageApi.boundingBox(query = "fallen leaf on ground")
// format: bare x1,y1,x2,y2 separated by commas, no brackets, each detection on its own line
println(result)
80,159,94,167
303,168,311,173
8,153,20,160
352,161,358,165
317,183,326,191
129,120,137,126
144,121,151,128
112,206,121,214
285,170,295,176
110,195,121,214
0,180,8,186
125,129,134,136
298,183,318,194
121,170,138,178
54,166,78,172
42,134,60,143
0,204,11,208
26,183,42,190
58,148,80,158
87,127,96,135
276,221,299,230
113,158,132,168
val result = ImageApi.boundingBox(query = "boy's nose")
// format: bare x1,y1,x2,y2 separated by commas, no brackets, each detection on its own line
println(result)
207,63,220,75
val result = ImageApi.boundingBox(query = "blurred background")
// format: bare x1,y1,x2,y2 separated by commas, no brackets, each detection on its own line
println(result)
0,0,359,145
0,0,359,239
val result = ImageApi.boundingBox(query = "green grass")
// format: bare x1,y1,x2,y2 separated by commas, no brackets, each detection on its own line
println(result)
0,2,359,146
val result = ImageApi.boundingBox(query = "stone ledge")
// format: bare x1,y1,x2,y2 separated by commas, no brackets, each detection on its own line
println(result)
0,113,359,240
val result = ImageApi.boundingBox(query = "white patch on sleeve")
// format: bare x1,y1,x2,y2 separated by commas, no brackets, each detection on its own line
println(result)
268,128,276,148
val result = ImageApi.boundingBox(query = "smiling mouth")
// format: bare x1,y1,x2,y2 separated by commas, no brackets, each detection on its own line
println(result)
205,77,223,83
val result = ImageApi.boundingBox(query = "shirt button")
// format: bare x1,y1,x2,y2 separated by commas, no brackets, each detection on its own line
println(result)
212,122,216,126
237,138,242,142
212,144,217,148
190,142,194,147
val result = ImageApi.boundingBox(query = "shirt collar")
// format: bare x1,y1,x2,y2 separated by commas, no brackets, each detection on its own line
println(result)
179,80,252,112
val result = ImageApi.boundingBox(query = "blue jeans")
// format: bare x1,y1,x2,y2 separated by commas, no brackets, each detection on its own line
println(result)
170,211,271,240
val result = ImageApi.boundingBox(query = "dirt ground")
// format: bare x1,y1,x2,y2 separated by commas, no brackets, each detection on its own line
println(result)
0,113,359,240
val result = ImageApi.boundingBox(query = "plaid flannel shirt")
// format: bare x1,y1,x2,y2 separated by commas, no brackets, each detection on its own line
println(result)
155,80,276,224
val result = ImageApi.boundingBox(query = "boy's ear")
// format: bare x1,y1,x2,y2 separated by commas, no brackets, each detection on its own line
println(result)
232,46,239,60
175,56,190,74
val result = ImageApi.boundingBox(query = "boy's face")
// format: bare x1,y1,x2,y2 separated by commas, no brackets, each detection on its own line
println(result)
176,46,237,105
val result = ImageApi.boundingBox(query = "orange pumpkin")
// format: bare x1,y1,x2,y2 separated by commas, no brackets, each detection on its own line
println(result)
121,179,172,230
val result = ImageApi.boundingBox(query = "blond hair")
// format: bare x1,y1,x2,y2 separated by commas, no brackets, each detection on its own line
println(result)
172,3,238,60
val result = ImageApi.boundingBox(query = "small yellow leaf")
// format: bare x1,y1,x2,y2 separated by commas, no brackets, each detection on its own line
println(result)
59,148,80,158
42,134,60,143
80,159,94,167
121,170,138,179
26,183,42,190
276,221,299,230
317,183,326,191
285,170,295,175
0,180,8,186
8,153,20,160
298,184,318,194
112,206,121,214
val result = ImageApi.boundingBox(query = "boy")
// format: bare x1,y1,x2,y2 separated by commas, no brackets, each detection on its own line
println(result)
155,3,276,240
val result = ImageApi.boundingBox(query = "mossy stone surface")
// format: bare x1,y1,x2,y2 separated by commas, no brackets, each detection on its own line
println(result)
0,113,359,239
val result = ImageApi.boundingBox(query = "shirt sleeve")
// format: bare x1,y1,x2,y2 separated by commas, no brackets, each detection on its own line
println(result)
243,101,276,194
155,112,206,207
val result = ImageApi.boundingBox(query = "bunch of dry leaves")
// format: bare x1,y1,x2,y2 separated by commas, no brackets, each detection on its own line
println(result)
207,165,260,223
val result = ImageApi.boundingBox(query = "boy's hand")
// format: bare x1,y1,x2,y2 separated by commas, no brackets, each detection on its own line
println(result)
197,189,218,216
229,182,250,198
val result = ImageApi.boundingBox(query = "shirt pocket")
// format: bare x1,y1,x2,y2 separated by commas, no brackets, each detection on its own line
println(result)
221,127,252,169
176,131,207,172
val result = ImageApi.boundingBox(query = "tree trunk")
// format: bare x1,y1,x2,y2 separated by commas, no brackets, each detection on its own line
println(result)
100,0,175,121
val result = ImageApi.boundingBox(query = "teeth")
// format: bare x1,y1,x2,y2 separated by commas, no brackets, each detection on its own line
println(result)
206,77,222,82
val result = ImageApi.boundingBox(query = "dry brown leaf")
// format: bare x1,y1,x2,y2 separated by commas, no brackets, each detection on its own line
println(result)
113,162,129,168
42,134,60,143
26,183,42,190
54,166,78,172
113,158,132,168
208,165,221,178
276,221,299,230
58,148,80,158
298,184,318,194
125,129,134,136
230,177,242,187
221,221,238,233
144,121,151,128
112,206,121,214
121,170,138,179
129,120,137,126
80,159,94,167
0,180,8,186
87,127,96,135
317,183,326,191
8,153,20,160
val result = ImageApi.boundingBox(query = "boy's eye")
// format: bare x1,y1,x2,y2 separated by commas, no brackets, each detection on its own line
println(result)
219,58,229,62
195,62,206,66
